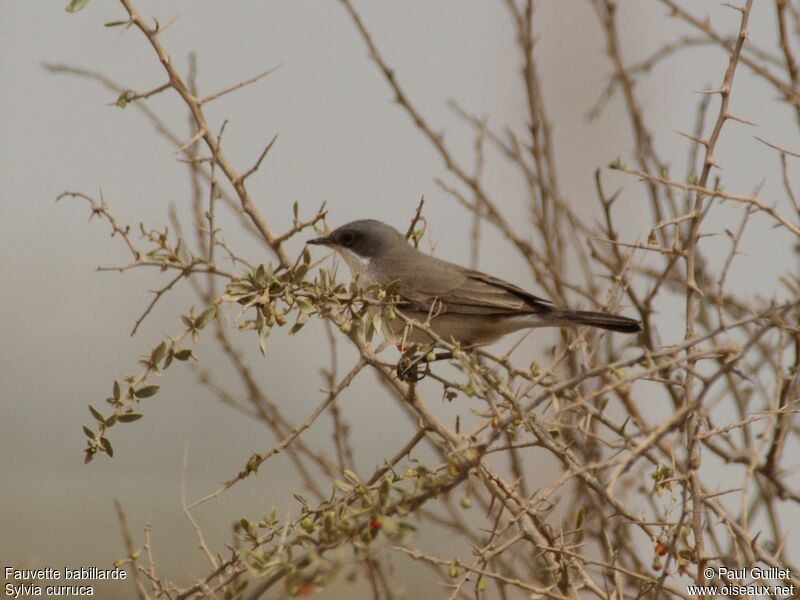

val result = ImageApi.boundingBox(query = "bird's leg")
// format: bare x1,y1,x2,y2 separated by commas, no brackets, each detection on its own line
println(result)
396,351,429,382
396,350,453,382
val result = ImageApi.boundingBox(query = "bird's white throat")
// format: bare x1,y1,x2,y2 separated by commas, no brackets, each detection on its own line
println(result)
335,247,375,285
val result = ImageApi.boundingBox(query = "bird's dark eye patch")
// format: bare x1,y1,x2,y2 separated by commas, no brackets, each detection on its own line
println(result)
339,232,355,247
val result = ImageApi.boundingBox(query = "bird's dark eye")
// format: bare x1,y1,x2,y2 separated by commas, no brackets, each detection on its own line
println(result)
339,232,355,247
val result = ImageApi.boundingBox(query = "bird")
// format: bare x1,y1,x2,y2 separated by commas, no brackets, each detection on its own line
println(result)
307,219,641,355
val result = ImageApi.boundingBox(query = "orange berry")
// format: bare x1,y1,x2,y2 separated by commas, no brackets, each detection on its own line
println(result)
298,581,313,595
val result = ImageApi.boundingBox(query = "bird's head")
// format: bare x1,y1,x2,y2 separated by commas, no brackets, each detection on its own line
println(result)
307,219,405,265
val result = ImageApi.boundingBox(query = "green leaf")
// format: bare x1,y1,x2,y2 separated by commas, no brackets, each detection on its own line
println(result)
448,559,458,578
104,19,129,27
365,318,376,342
65,0,90,12
295,298,313,314
88,405,105,423
134,384,160,399
173,349,193,361
113,380,121,402
83,426,95,439
239,518,254,534
334,479,354,493
258,327,270,355
117,413,143,423
608,156,624,170
195,305,217,330
384,279,400,296
292,264,308,283
343,469,362,484
575,507,586,529
99,437,113,457
151,341,167,366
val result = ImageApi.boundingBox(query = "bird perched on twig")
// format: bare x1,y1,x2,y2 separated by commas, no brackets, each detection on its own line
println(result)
309,219,640,379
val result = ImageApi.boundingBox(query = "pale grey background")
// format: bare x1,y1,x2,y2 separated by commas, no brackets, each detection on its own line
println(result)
2,1,797,597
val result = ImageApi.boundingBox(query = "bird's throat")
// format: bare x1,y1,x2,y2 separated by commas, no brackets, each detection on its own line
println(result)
336,247,375,285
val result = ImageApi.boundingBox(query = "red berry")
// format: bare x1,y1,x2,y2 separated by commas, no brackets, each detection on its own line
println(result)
298,581,313,595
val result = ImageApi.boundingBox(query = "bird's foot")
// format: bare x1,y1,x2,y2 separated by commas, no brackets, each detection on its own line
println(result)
397,353,430,382
396,351,453,382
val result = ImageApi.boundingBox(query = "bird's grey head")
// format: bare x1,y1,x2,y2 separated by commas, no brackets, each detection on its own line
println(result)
307,219,406,260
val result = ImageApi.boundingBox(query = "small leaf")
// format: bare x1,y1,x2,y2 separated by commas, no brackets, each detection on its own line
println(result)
334,479,354,493
151,341,167,365
449,559,458,578
174,349,193,361
344,469,361,484
99,437,114,457
104,19,129,27
575,507,586,529
113,380,121,402
117,413,143,423
295,298,313,314
195,305,217,330
293,264,309,283
65,0,90,12
258,328,270,355
83,426,95,439
88,405,105,423
372,312,383,335
134,384,160,399
608,156,624,170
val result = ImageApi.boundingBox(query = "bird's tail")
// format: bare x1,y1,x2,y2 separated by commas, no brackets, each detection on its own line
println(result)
546,309,642,334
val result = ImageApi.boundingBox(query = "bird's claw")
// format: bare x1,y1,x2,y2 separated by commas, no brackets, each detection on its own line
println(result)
396,354,431,382
396,350,455,382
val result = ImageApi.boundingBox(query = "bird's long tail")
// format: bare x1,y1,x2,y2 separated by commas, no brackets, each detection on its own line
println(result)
547,309,642,334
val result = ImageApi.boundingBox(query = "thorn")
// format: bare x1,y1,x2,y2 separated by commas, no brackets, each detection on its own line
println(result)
721,2,746,14
694,86,726,96
676,130,708,147
175,128,206,154
724,112,757,127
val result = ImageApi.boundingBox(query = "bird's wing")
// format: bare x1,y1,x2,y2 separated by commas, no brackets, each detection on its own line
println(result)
398,265,554,316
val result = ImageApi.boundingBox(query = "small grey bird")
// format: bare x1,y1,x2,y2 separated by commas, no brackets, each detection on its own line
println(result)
308,219,641,347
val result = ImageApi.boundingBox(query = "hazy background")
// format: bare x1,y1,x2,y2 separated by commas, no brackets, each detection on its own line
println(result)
2,1,797,597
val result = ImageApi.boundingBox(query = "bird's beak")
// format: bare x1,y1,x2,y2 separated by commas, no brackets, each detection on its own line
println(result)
307,235,333,246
